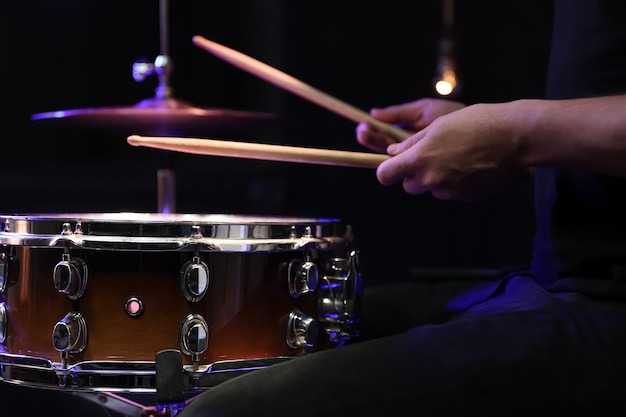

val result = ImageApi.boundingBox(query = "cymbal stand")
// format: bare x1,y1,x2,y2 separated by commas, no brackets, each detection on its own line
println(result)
132,0,177,214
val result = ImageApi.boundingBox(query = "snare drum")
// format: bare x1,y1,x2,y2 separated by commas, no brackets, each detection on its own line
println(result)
0,213,361,399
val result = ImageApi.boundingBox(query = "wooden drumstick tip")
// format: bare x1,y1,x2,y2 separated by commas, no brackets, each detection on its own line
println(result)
127,135,141,146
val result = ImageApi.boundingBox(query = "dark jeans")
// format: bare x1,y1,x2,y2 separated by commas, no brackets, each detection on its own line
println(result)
176,274,626,416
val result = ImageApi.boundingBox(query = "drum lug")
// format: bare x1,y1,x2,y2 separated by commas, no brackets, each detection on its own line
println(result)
0,247,18,293
0,252,7,293
179,256,209,302
52,311,88,354
286,309,318,350
53,253,88,299
0,251,10,294
317,250,362,343
179,313,209,370
0,302,6,344
287,258,318,298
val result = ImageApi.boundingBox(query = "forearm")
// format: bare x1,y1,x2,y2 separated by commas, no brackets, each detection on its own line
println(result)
507,94,626,178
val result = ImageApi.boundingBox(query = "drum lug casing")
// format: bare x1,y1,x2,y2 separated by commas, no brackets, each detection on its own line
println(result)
317,250,362,343
0,252,8,293
287,259,318,298
285,309,318,349
179,313,209,370
53,254,88,300
180,256,209,302
0,302,6,344
52,311,88,354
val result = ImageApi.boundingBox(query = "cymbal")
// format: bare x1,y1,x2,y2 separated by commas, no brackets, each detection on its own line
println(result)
30,97,279,135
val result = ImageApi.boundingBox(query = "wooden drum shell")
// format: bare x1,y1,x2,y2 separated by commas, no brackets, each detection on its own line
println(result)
1,246,335,366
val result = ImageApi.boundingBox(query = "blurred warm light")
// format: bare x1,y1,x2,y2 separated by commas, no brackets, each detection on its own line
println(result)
434,69,457,96
434,0,458,96
435,80,453,96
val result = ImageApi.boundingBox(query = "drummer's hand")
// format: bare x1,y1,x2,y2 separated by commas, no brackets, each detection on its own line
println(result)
356,98,466,153
376,102,524,202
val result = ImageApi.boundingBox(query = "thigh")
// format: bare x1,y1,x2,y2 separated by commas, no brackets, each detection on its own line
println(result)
357,273,503,340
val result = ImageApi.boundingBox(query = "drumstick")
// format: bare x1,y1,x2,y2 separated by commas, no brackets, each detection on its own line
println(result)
192,35,412,142
127,135,389,169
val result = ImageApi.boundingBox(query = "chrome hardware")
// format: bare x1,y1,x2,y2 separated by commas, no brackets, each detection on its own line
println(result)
52,311,87,354
0,354,291,394
289,225,315,240
0,252,7,293
61,222,72,235
190,225,203,238
132,54,169,84
287,259,318,298
0,302,6,343
179,314,209,370
318,250,362,343
286,309,317,349
125,296,144,317
180,256,209,302
53,253,88,299
0,213,348,252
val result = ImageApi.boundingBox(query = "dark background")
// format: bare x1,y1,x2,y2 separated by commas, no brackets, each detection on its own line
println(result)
2,1,554,284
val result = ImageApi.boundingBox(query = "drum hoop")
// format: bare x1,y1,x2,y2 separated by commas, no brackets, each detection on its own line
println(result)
0,213,349,252
0,235,345,252
0,353,293,392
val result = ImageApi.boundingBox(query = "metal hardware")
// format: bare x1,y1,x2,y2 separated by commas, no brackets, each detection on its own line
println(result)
179,314,209,371
0,252,7,293
180,256,209,302
317,250,362,343
53,253,88,299
287,259,318,298
53,311,88,354
285,309,317,349
0,302,6,343
0,353,291,391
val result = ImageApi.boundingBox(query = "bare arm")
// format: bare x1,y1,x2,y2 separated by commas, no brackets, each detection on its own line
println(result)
375,94,626,201
512,95,626,177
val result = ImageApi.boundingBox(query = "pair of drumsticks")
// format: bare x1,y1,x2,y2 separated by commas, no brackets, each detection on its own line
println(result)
127,36,412,169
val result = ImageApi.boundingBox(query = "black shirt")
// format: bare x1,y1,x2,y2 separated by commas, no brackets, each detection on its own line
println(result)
532,0,626,300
